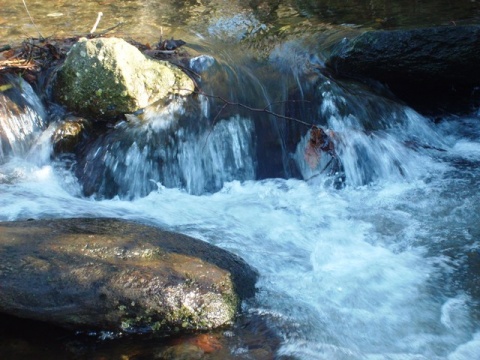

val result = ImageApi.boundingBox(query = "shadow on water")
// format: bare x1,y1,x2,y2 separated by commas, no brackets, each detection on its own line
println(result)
0,312,287,360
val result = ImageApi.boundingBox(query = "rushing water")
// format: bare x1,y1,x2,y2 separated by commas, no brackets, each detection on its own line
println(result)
2,1,480,359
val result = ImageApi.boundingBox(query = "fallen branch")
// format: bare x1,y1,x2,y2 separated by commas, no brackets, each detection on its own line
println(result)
90,22,125,38
193,89,313,127
0,59,35,72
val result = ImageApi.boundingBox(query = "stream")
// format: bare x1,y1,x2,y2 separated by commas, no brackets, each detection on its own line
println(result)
1,1,480,359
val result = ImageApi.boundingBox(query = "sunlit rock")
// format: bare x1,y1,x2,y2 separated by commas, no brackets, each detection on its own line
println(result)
51,115,90,155
189,55,216,73
0,218,257,334
53,37,195,120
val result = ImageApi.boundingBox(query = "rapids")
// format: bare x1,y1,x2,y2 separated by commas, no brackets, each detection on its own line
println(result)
1,67,480,360
1,1,480,359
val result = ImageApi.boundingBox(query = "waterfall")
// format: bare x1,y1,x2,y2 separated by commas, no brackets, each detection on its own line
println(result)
76,96,256,199
0,75,47,163
1,32,479,360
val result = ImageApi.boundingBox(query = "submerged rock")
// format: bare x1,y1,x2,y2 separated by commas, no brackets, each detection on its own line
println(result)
0,218,258,334
53,37,195,119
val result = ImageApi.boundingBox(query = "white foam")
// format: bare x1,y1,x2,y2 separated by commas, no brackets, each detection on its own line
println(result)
448,332,480,360
1,113,479,359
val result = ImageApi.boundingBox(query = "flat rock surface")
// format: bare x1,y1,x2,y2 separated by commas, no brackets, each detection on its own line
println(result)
0,218,258,334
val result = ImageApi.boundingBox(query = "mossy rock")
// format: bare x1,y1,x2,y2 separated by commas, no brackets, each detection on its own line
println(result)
53,37,194,120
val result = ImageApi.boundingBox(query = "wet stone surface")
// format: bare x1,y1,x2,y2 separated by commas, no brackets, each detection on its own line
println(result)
0,218,258,335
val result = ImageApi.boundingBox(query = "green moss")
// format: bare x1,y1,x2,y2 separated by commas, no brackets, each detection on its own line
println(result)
53,37,194,120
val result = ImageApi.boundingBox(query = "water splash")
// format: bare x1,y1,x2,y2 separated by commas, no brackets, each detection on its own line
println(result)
77,109,256,199
0,76,47,162
293,77,447,187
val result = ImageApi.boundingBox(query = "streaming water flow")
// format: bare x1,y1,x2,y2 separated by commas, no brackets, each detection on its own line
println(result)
1,36,480,360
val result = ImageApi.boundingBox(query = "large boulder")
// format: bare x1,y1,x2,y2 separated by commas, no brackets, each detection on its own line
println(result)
327,25,480,86
0,218,258,334
326,25,480,111
53,37,195,119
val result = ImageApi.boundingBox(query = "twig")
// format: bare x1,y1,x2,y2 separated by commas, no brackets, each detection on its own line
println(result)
0,58,35,72
92,22,124,37
144,49,176,56
90,12,103,34
22,0,44,40
130,88,312,128
194,89,313,127
193,89,312,151
202,102,228,148
127,87,312,152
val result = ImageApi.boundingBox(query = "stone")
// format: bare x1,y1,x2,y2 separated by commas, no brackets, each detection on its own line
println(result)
51,116,90,155
326,25,480,86
0,218,258,334
53,37,195,120
326,25,480,112
189,55,216,73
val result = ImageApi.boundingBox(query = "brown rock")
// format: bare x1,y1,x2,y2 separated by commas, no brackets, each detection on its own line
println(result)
0,218,257,334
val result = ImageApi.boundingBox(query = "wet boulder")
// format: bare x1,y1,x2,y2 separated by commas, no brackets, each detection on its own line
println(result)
53,37,195,120
0,218,258,334
326,25,480,111
51,115,90,155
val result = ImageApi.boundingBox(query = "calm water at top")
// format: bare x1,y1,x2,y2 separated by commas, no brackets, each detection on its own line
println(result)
1,0,480,46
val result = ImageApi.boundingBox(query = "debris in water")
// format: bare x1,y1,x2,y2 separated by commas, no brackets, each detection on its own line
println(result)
304,125,336,169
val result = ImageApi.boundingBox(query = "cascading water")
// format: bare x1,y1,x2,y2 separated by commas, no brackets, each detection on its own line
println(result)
0,75,46,163
1,33,480,360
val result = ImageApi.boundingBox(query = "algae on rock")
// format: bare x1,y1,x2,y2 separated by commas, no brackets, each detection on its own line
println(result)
53,37,195,120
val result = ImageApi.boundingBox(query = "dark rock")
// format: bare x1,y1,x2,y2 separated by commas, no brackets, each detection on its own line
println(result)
0,218,258,334
158,38,186,51
327,25,480,86
326,25,480,112
51,116,90,155
0,308,284,359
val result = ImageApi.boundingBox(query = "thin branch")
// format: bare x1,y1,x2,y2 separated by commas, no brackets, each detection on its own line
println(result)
202,102,228,150
22,0,44,40
193,89,313,127
261,99,304,111
192,89,313,151
90,22,125,37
